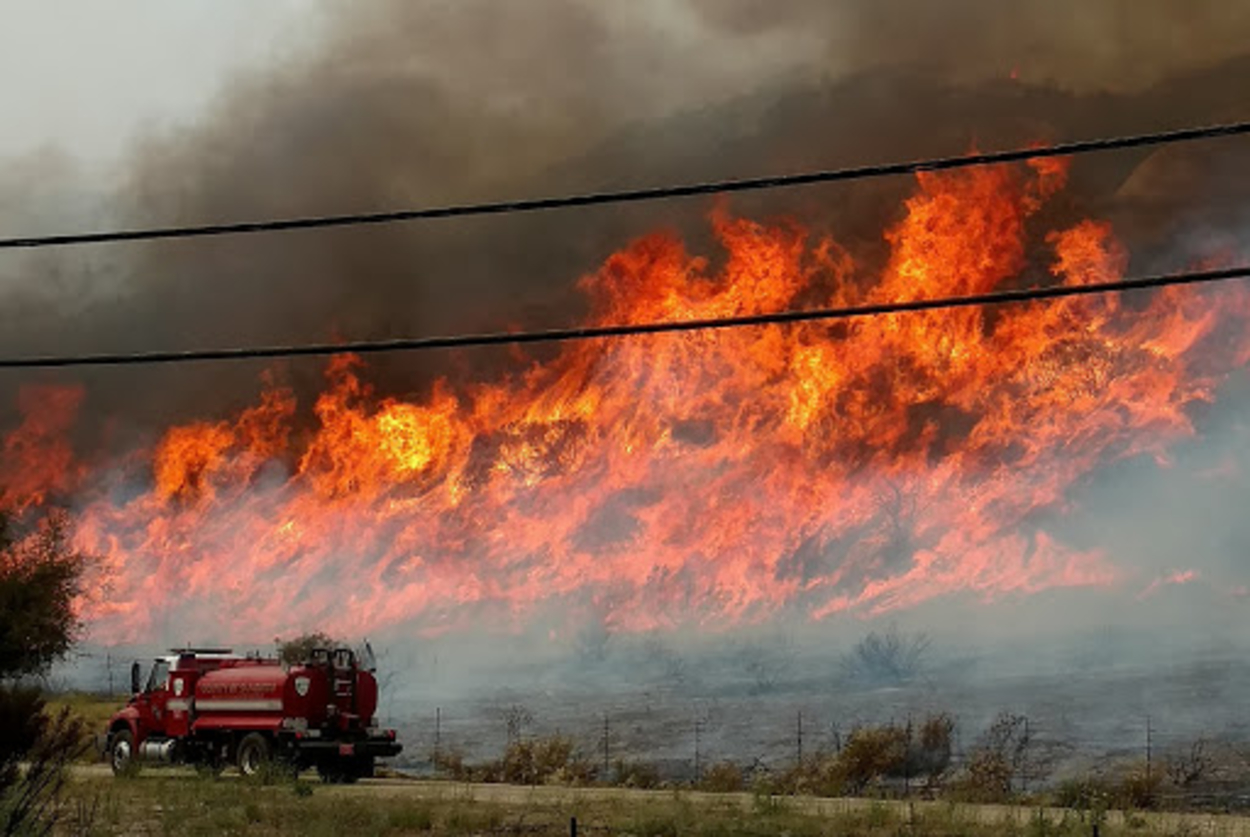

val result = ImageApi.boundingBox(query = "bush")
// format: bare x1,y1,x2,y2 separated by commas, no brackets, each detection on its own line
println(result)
0,705,89,835
1118,764,1163,810
1054,775,1115,811
274,632,337,666
448,735,597,786
948,712,1030,803
500,735,595,786
1166,739,1213,789
764,714,953,799
699,761,745,793
840,625,930,687
836,725,909,793
431,746,471,781
614,759,661,789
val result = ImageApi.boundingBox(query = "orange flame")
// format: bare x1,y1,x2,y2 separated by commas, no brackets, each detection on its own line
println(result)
0,385,84,514
5,160,1249,642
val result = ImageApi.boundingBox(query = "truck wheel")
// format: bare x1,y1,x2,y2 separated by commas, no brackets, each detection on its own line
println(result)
109,730,137,777
236,733,272,778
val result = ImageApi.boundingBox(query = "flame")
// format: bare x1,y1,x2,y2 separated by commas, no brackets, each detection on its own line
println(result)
5,159,1250,642
1137,569,1200,600
0,385,84,514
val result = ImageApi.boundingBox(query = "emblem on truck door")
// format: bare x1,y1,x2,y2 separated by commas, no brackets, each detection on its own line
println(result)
173,678,185,696
295,676,310,697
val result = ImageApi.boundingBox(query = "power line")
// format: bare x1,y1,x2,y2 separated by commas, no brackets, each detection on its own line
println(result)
2,263,1246,369
2,121,1250,250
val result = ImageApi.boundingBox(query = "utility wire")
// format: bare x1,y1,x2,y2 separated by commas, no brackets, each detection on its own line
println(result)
2,263,1246,369
2,121,1250,250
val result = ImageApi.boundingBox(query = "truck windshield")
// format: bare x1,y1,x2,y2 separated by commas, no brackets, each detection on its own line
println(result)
146,659,170,693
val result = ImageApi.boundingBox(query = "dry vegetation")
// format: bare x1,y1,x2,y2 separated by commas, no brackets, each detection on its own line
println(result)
54,771,1249,837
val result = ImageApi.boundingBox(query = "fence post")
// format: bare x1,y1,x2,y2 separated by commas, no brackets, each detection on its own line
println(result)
1022,716,1029,796
603,713,610,780
694,718,702,784
797,710,803,766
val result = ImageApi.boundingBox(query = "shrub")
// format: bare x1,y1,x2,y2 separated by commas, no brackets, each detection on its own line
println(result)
431,745,470,781
911,713,955,783
614,759,661,789
1166,739,1213,789
0,705,89,835
840,625,930,687
699,760,745,793
500,735,595,786
1118,763,1163,810
1054,775,1114,811
274,632,337,666
948,712,1030,803
836,725,909,793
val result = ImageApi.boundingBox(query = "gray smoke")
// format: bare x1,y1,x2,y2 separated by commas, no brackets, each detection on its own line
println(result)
3,2,1250,420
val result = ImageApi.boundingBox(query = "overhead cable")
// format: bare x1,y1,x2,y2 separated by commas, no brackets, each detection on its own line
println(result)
1,121,1249,250
2,263,1246,369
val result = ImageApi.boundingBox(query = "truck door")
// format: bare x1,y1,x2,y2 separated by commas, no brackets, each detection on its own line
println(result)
138,659,172,738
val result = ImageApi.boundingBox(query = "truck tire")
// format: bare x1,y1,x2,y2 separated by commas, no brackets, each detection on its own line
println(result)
109,730,137,777
236,733,272,778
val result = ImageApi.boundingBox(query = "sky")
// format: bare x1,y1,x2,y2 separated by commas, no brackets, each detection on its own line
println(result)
0,0,316,172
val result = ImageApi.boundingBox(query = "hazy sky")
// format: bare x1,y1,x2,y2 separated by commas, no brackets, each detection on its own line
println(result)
0,1,317,171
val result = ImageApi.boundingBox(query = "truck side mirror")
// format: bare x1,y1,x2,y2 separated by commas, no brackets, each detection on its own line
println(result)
130,661,142,694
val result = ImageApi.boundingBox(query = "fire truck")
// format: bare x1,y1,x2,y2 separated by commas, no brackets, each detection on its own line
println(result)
104,646,402,783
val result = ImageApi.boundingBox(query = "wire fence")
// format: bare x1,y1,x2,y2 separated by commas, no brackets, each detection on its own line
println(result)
396,704,1250,812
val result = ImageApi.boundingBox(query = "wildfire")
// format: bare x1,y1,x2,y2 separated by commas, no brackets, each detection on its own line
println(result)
4,159,1248,642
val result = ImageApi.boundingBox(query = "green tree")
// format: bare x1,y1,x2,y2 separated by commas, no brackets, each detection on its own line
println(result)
0,509,92,836
0,512,85,678
275,631,338,666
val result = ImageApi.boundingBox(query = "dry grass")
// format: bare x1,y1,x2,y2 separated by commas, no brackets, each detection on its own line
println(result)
43,692,123,762
55,771,1250,836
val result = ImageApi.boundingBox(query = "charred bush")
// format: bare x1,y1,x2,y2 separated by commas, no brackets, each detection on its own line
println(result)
1165,738,1213,789
840,626,930,687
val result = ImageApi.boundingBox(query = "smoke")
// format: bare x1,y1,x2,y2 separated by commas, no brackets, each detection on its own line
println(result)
693,1,1250,92
1,2,1248,395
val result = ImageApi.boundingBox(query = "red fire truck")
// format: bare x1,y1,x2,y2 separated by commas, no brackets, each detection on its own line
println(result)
104,646,401,782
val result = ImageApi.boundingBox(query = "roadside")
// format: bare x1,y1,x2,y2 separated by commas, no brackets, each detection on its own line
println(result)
67,768,1250,836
